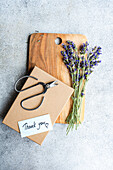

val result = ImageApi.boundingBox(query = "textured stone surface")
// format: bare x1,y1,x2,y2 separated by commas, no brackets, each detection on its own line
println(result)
0,0,113,170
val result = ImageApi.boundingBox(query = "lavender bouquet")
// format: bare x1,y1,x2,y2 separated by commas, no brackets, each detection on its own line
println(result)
61,41,102,134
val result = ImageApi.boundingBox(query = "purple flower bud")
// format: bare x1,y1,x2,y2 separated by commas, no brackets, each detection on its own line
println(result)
84,75,86,79
69,56,73,60
64,56,68,60
72,44,75,48
86,41,89,46
63,45,67,50
68,45,71,48
66,50,69,54
66,40,71,44
98,46,102,50
85,72,88,75
83,43,85,47
67,65,69,69
81,92,84,96
70,52,74,55
97,51,102,55
74,68,77,72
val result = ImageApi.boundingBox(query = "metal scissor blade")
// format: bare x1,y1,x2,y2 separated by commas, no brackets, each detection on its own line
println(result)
47,80,58,88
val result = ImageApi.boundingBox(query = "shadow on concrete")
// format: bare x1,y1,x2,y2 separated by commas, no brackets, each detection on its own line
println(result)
26,34,32,73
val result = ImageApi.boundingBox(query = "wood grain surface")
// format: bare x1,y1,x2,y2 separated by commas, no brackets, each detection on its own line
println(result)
28,33,87,124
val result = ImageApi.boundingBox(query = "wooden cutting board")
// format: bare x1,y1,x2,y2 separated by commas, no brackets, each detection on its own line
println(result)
28,33,87,124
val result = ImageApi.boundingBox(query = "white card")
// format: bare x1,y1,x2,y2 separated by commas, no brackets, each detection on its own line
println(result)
18,114,53,138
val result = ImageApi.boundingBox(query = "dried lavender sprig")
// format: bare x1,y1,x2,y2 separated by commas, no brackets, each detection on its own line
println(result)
80,41,89,55
66,40,77,52
61,41,102,134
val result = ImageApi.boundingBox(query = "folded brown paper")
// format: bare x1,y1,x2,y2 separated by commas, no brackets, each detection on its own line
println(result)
3,66,74,145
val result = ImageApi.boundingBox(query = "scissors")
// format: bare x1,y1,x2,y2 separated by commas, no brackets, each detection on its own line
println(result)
15,75,58,111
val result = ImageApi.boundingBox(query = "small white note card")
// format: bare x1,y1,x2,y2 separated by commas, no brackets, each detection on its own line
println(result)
18,114,53,138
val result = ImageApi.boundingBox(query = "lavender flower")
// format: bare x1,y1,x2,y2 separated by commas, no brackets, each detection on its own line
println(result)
61,40,102,134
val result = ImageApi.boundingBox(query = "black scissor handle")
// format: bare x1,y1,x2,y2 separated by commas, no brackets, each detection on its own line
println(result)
21,96,45,111
15,75,39,92
14,75,48,111
20,84,47,111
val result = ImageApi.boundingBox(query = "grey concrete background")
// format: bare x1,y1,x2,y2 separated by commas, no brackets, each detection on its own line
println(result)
0,0,113,170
